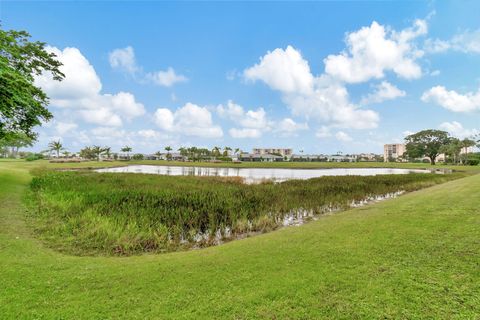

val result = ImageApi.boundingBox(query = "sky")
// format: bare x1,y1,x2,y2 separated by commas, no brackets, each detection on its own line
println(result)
1,1,480,154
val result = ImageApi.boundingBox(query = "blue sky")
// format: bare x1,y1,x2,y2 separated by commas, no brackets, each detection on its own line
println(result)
2,1,480,154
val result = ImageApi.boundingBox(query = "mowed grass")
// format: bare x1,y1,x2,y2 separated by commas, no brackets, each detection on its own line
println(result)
0,159,479,319
27,169,465,255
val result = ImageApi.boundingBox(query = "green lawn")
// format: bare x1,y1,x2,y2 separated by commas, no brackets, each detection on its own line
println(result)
1,159,479,319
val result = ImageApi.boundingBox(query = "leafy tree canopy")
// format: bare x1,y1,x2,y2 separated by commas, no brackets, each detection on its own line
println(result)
0,26,64,140
404,129,450,165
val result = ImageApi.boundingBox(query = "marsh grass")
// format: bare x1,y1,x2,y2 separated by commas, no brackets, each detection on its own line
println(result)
26,169,465,255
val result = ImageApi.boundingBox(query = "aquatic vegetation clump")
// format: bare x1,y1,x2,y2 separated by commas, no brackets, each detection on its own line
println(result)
27,170,463,255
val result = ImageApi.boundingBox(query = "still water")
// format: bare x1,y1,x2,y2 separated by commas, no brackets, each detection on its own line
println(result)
95,165,437,183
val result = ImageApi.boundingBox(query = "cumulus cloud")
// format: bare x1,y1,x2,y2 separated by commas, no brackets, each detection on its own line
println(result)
275,118,309,137
425,29,480,54
335,131,353,142
360,81,406,105
90,126,127,141
324,20,427,83
36,47,102,100
218,100,308,138
35,46,145,127
154,103,223,138
243,46,379,129
244,46,314,94
439,121,479,139
283,80,379,129
80,127,175,152
109,46,139,74
55,122,78,135
421,86,480,112
147,67,188,87
229,128,262,139
217,100,272,138
108,46,187,87
315,126,332,138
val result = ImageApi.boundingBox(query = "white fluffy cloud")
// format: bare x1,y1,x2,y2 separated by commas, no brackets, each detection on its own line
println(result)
324,20,427,83
275,118,309,136
283,80,379,129
36,47,102,100
55,122,78,135
217,100,271,138
108,46,187,87
35,46,145,127
154,103,223,138
361,81,406,105
81,127,174,152
218,100,308,138
335,131,353,142
315,126,332,138
244,46,314,94
421,86,480,112
109,46,139,74
147,67,188,87
439,121,479,139
229,128,262,139
243,46,379,129
425,30,480,54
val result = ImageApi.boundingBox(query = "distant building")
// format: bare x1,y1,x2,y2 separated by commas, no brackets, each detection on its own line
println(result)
238,153,284,162
291,154,329,162
384,144,406,162
356,153,381,162
328,154,356,162
252,148,293,158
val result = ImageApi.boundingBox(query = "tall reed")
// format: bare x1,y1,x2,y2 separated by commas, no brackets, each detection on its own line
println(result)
27,169,464,255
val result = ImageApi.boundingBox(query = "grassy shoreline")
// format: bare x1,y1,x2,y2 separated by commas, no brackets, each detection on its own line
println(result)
7,158,480,170
27,169,465,255
1,160,479,318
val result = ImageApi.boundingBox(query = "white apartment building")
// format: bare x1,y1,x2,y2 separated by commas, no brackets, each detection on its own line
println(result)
384,144,406,162
252,148,293,158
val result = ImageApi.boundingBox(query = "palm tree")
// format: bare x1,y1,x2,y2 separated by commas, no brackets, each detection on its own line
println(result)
104,147,112,159
48,140,64,158
188,146,199,161
92,145,106,161
212,146,220,160
460,138,476,164
223,146,232,157
165,146,172,160
121,146,132,160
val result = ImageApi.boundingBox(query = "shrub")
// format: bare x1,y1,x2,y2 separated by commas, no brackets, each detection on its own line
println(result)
25,153,44,161
466,159,479,166
132,153,144,160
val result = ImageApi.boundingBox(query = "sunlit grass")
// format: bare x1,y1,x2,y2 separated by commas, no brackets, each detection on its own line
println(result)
27,168,466,255
1,160,479,318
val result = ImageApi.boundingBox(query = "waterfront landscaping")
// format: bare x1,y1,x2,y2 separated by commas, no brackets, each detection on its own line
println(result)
27,168,465,255
1,159,479,318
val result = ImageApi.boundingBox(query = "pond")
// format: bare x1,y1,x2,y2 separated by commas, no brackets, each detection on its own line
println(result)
95,165,440,183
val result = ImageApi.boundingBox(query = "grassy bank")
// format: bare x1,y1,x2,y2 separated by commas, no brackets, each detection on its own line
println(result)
13,158,480,170
28,169,465,255
1,160,479,318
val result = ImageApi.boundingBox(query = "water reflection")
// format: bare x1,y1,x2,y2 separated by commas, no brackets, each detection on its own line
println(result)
95,165,437,183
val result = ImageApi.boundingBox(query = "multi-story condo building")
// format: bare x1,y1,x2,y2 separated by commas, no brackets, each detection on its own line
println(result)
252,148,293,158
384,144,406,162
